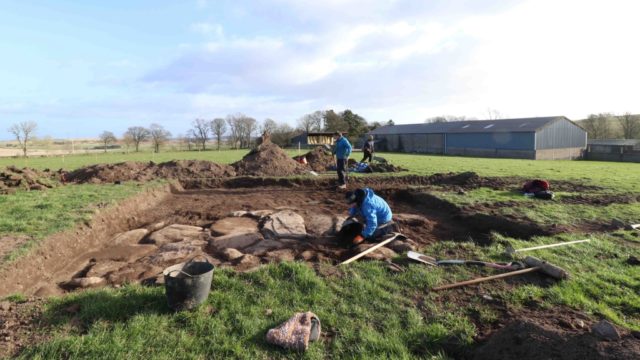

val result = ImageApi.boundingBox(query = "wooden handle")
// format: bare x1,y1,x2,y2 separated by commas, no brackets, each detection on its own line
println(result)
432,267,540,291
514,239,590,253
339,233,400,266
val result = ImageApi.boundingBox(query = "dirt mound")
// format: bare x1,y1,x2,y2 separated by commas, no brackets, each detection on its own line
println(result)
0,166,61,194
303,146,335,172
473,320,640,360
64,160,236,184
233,140,307,177
366,162,406,173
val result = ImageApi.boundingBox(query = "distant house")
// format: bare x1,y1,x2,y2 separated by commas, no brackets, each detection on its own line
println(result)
586,139,640,163
290,132,340,147
367,116,587,160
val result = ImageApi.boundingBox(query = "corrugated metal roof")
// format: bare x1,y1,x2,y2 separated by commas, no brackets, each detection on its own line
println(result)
588,139,640,146
369,116,568,135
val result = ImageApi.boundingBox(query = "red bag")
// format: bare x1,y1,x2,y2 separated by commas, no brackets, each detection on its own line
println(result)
523,179,550,193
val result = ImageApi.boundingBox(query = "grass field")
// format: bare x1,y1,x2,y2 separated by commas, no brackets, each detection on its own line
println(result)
1,151,639,358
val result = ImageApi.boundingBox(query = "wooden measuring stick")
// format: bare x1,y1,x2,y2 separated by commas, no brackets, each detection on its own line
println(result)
513,239,590,253
339,233,401,266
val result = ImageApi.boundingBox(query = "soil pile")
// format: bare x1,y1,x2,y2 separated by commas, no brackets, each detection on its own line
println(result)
64,160,236,184
0,166,61,194
233,139,307,177
304,146,335,172
366,163,406,173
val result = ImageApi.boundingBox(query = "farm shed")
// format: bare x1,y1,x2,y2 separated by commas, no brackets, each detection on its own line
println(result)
586,139,640,163
368,116,587,160
290,132,339,147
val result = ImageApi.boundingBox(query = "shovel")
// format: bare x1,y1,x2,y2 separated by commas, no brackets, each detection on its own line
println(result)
407,251,437,266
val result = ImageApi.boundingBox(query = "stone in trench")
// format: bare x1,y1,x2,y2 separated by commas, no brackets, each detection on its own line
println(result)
386,239,417,254
208,232,263,251
305,214,335,236
249,210,275,219
145,224,205,245
244,239,297,255
263,249,296,263
147,222,166,232
69,276,106,288
210,217,259,237
86,260,127,278
107,263,163,285
591,320,621,341
297,250,317,261
220,248,244,261
98,244,157,263
0,301,11,311
145,242,204,265
351,244,398,261
333,216,349,234
111,229,149,245
261,210,306,239
233,254,261,272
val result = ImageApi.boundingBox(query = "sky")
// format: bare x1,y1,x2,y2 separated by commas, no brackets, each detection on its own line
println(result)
1,0,639,140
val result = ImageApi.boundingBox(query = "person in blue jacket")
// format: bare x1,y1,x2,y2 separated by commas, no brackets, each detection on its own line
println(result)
345,188,394,245
332,131,352,189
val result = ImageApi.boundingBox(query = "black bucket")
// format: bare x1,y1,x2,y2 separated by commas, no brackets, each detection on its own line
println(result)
163,256,214,311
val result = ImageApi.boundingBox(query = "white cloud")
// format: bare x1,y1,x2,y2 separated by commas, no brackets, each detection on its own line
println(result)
190,22,224,37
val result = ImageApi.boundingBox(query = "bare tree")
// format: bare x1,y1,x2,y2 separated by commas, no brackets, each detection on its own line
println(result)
8,121,37,157
149,124,171,153
425,115,469,123
271,123,296,147
123,126,149,152
122,132,134,152
191,119,210,150
226,113,257,148
486,108,503,120
211,118,227,150
618,112,640,139
297,111,323,133
583,113,613,139
261,118,278,134
240,116,258,148
98,131,117,153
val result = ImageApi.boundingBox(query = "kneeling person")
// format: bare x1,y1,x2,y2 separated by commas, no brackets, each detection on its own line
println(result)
345,188,393,245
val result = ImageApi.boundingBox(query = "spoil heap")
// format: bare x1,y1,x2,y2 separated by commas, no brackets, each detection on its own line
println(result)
0,166,61,194
64,160,236,184
304,146,335,172
233,136,307,177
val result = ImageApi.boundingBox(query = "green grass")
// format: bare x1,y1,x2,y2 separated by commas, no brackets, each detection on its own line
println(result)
1,150,639,358
19,263,456,359
0,149,250,170
0,182,156,263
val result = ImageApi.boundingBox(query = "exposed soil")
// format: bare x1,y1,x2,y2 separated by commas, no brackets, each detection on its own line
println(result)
0,298,50,358
301,146,335,172
233,140,308,177
0,166,61,194
560,194,640,206
64,160,236,184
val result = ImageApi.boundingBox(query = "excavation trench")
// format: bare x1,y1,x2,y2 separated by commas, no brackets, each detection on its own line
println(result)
0,177,561,297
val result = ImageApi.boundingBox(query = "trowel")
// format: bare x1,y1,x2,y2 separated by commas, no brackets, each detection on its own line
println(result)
407,251,437,266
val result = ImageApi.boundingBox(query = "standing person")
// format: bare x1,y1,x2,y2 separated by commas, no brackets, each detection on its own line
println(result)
361,135,374,163
332,131,352,189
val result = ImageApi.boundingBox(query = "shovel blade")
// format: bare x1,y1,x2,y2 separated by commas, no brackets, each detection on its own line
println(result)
407,251,437,266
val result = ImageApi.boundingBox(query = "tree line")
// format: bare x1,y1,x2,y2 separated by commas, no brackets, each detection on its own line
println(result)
581,112,640,140
6,109,394,156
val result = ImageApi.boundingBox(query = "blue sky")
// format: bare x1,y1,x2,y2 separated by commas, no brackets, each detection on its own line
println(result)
1,0,639,140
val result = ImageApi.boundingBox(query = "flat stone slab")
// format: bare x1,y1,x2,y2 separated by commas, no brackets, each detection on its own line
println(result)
86,260,127,278
243,239,290,255
112,229,149,245
211,217,259,236
351,244,398,260
145,224,205,245
261,210,306,239
209,232,263,251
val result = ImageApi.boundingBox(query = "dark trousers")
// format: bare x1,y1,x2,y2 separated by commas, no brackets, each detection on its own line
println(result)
336,158,347,185
361,150,373,163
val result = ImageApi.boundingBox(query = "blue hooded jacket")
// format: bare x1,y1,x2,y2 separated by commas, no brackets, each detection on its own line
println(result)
348,188,393,238
333,136,352,160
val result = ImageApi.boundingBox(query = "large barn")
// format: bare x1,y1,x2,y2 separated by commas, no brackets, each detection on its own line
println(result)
368,116,587,160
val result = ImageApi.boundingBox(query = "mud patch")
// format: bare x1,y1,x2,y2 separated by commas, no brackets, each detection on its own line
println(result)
472,320,640,360
0,298,49,359
560,194,640,206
